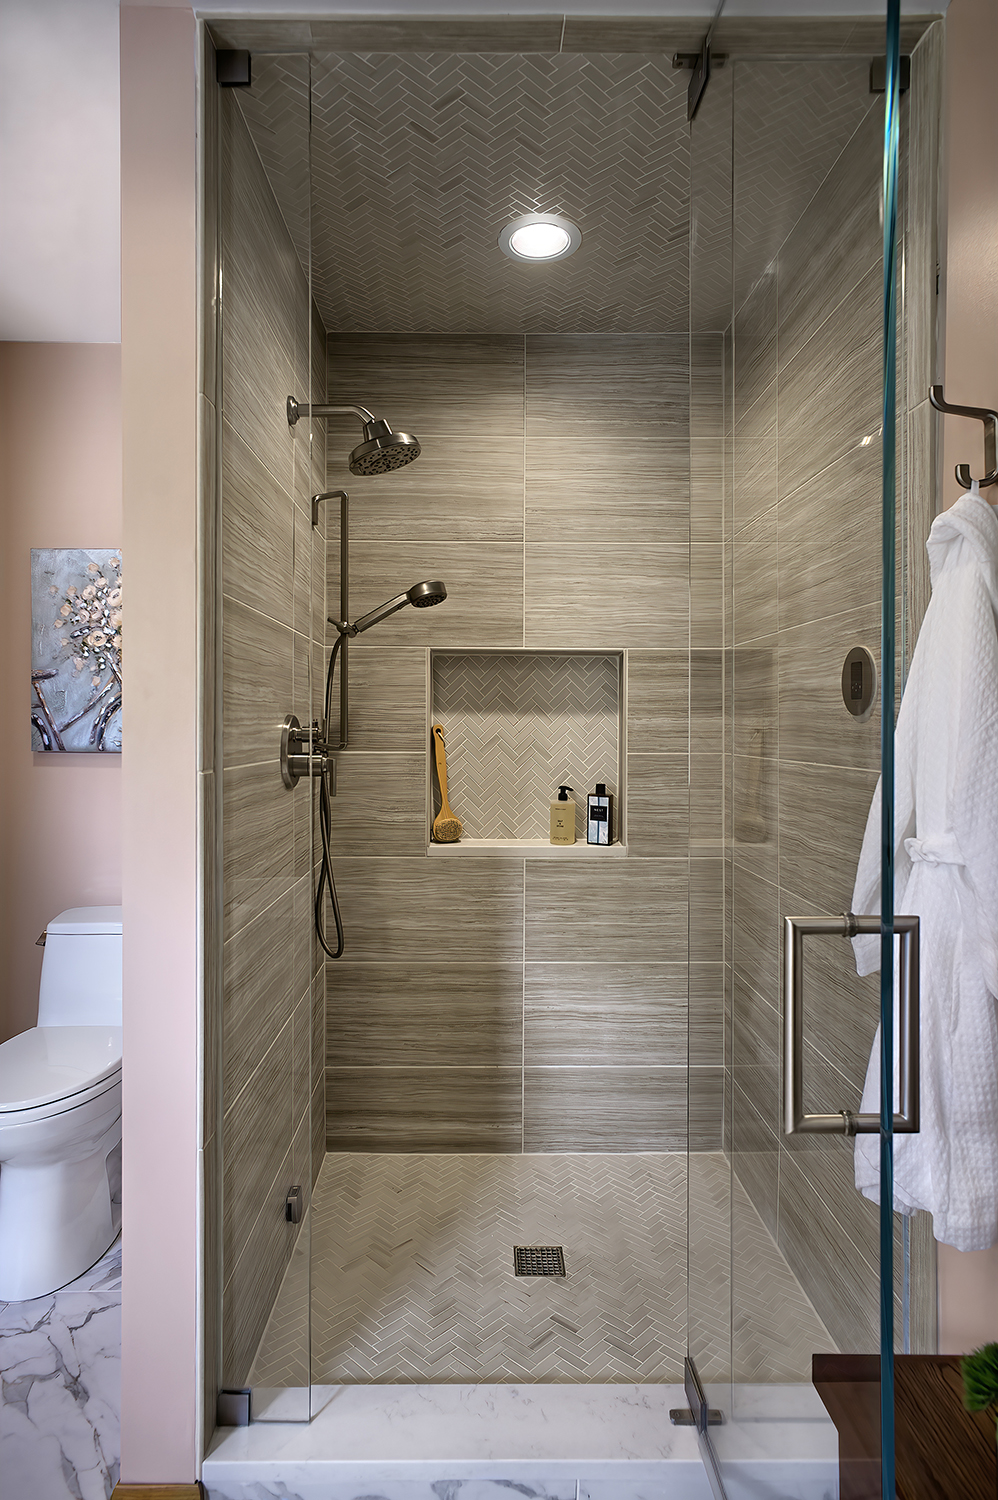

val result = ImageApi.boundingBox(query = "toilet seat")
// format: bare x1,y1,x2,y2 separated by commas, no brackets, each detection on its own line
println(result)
0,1026,122,1114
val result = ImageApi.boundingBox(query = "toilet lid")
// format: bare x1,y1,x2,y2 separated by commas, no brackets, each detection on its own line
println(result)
0,1026,122,1112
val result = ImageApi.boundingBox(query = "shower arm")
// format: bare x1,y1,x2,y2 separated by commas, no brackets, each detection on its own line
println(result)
287,398,375,429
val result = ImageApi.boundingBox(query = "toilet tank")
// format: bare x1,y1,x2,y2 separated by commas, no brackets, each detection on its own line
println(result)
37,907,123,1027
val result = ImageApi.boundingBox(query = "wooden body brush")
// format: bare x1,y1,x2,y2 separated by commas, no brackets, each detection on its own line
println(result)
431,722,463,842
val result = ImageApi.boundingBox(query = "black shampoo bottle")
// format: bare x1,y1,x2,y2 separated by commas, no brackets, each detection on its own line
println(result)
586,784,614,845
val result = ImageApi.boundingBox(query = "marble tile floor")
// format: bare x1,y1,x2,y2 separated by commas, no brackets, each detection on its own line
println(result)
0,1235,121,1500
248,1152,833,1390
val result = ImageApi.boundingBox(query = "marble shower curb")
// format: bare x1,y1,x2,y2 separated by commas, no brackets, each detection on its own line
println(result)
201,1383,838,1500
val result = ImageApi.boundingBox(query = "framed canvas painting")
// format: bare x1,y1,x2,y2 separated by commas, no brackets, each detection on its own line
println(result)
31,549,122,752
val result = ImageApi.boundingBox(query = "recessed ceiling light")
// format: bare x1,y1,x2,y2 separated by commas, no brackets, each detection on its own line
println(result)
498,213,582,263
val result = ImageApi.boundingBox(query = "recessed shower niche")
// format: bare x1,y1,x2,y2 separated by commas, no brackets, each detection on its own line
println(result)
427,649,626,853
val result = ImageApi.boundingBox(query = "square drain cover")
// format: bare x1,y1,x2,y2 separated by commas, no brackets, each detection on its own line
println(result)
514,1245,566,1277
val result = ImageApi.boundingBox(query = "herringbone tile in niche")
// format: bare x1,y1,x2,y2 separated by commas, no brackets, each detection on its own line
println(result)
431,652,620,840
246,1152,834,1387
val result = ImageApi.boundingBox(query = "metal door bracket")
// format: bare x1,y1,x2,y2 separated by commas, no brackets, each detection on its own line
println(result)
870,55,911,94
671,1407,724,1426
217,1388,251,1426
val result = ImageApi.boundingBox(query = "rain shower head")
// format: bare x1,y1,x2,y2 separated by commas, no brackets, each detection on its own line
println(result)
286,397,421,475
333,580,447,638
349,419,421,476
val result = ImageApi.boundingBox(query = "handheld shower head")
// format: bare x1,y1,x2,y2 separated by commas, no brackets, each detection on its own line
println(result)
333,580,447,638
406,580,447,608
286,397,421,475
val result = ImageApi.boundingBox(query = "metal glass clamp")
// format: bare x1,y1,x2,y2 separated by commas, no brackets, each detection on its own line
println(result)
784,913,919,1136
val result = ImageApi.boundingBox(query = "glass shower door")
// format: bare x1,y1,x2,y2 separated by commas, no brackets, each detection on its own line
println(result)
688,10,938,1494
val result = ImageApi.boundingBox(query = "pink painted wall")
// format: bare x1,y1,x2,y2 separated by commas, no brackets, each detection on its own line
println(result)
119,4,201,1481
936,0,998,1349
0,342,122,1044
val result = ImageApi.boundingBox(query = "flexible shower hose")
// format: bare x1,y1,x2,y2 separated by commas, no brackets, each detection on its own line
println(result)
315,632,346,959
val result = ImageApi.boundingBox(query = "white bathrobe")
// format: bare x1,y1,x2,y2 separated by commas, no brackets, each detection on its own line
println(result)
851,489,998,1252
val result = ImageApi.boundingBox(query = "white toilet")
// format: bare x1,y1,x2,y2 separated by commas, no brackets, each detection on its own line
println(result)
0,906,122,1301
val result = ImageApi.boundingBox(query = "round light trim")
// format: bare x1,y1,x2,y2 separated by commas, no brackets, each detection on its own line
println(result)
510,223,570,258
498,212,582,262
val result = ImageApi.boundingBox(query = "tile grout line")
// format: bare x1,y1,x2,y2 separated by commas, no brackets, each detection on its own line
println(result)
522,855,526,1154
522,333,527,651
773,230,784,1254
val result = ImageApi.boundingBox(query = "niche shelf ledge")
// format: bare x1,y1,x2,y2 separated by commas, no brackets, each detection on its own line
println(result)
426,838,627,858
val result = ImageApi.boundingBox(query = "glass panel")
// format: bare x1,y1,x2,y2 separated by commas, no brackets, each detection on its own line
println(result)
687,50,734,1417
689,12,941,1492
217,51,313,1424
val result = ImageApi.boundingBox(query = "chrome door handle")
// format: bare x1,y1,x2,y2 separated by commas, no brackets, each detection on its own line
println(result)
783,913,919,1136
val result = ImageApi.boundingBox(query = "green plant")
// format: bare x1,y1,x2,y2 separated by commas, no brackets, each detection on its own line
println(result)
961,1342,998,1437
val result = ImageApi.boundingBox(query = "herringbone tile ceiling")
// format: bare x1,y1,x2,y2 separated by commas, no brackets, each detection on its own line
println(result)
237,50,875,335
327,49,687,334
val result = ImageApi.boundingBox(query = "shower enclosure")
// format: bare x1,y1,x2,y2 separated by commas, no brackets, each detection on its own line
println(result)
202,8,944,1493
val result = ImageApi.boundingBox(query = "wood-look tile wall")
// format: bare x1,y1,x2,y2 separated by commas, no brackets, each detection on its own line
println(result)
323,332,723,1152
216,88,326,1389
722,31,942,1359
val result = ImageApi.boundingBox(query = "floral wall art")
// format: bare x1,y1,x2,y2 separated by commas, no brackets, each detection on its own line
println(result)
31,549,122,752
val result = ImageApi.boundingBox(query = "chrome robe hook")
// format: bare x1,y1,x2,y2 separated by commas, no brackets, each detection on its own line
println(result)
929,385,998,488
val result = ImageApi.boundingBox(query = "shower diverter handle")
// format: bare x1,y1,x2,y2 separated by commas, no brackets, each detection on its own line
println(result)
783,913,919,1136
280,713,333,790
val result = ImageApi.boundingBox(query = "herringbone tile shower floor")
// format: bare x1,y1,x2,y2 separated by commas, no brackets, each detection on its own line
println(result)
248,1153,833,1389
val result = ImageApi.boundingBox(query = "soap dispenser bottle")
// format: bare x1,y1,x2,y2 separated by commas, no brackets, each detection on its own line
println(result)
587,783,614,845
550,786,576,845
